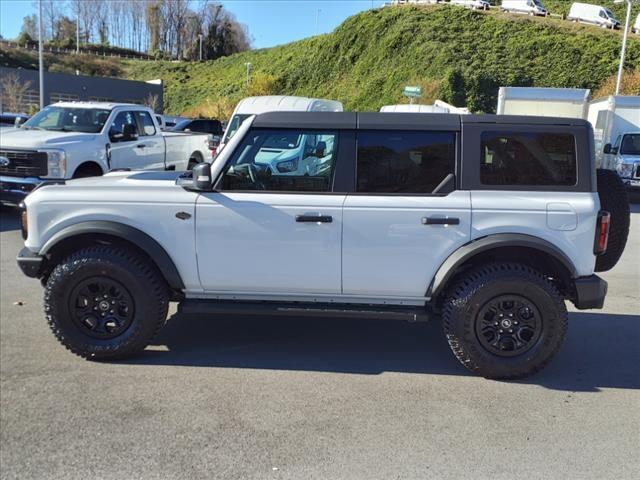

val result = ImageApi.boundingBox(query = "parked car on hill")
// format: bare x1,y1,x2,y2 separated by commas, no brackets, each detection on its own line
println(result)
0,102,211,206
567,2,620,29
501,0,547,16
450,0,490,10
16,111,630,380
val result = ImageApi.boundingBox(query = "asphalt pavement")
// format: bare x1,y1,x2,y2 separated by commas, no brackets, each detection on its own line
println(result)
1,206,639,480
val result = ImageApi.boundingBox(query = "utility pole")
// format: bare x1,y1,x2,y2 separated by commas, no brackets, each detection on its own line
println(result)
198,34,203,61
614,0,635,95
38,0,44,110
245,62,251,86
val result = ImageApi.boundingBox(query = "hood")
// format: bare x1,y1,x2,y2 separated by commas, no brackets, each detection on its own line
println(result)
64,170,184,188
0,128,100,149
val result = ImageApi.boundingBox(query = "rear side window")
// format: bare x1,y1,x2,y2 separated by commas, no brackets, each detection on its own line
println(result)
136,111,156,136
356,131,456,194
481,132,577,186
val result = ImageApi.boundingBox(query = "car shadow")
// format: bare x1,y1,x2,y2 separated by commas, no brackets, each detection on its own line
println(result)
0,208,20,232
127,311,640,392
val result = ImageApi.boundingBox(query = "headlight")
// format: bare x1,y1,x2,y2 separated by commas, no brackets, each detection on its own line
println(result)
42,150,67,178
19,203,28,240
615,160,634,178
277,159,298,173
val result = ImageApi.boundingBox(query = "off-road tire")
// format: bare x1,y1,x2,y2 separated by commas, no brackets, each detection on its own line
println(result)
44,246,169,360
442,263,567,380
595,169,630,272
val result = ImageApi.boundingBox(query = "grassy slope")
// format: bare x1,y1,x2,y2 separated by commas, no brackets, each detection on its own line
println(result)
2,4,639,115
122,5,640,114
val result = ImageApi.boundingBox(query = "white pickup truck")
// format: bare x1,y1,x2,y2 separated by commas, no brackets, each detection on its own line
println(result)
0,102,211,206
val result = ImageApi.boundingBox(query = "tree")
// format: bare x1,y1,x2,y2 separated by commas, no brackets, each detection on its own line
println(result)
439,68,467,108
0,73,34,113
201,3,250,61
146,2,162,53
55,16,77,46
20,14,38,40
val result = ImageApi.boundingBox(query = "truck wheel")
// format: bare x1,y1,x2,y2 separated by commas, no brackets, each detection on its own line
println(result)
595,169,630,272
44,245,169,360
442,263,567,380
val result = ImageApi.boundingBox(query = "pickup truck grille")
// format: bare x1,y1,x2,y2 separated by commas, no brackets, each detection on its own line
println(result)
0,149,48,177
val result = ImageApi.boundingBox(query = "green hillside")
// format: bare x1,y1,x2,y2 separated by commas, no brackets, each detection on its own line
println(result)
121,5,640,115
2,3,640,116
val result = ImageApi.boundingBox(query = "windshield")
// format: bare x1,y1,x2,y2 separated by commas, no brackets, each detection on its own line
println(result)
224,114,251,142
23,106,111,133
620,134,640,155
262,132,301,150
604,8,615,19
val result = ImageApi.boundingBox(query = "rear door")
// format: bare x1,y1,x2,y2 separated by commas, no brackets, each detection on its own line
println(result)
342,117,471,299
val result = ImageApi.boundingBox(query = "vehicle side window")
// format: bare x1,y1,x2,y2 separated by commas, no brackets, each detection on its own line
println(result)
481,132,577,186
356,131,456,194
136,111,156,136
109,111,138,141
599,10,607,19
219,128,338,193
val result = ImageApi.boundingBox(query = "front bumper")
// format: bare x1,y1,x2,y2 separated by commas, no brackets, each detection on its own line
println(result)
0,176,41,206
16,247,44,278
573,275,608,310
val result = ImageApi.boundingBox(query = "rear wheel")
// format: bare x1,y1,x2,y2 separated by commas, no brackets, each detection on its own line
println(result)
44,246,169,360
595,169,630,272
442,263,567,379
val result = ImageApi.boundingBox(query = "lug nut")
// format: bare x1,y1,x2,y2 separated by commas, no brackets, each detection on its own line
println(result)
509,329,513,333
499,329,504,333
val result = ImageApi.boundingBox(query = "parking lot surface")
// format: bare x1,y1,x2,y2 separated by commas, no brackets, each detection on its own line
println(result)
1,206,639,480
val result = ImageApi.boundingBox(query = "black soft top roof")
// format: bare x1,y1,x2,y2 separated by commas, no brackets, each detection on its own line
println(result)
252,111,590,131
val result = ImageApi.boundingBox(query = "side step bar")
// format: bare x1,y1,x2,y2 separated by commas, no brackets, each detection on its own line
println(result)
178,300,430,323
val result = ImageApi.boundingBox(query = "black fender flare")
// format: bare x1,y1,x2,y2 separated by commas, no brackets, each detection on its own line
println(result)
40,221,185,291
427,234,578,298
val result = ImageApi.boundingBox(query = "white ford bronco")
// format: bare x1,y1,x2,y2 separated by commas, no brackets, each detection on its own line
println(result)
16,112,630,379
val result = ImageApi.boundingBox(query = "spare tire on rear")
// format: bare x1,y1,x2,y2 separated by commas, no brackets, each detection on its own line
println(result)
595,169,630,272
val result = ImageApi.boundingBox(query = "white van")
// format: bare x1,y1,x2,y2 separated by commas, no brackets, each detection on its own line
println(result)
449,0,490,10
567,2,620,29
633,13,640,33
501,0,547,16
219,96,343,152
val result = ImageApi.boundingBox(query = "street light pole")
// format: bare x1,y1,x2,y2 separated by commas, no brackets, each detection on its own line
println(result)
38,0,44,110
615,0,635,95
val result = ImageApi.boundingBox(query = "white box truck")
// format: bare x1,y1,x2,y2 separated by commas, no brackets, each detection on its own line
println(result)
496,87,591,119
218,96,343,153
567,2,620,29
501,0,547,17
588,96,640,196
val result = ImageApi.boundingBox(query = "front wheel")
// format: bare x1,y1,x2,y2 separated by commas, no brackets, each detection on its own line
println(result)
44,246,169,360
442,263,567,379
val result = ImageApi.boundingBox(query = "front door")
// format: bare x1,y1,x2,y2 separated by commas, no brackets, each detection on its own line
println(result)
196,127,345,295
342,129,471,298
108,110,164,170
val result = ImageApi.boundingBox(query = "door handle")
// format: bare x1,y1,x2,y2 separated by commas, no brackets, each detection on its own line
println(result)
136,144,146,149
296,215,333,223
422,217,460,226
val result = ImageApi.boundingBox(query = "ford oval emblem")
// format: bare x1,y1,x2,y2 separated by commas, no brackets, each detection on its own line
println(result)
0,156,10,167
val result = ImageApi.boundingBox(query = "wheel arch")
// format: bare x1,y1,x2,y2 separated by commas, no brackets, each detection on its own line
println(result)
71,161,104,178
428,234,578,300
40,221,185,296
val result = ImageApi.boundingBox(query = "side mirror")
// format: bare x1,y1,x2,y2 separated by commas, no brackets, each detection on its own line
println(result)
603,144,612,154
14,116,27,127
122,123,137,141
192,162,212,191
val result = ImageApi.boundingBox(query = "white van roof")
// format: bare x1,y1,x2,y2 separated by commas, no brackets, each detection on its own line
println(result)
380,104,449,113
234,96,343,114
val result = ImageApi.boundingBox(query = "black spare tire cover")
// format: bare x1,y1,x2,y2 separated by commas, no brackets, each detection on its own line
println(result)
595,169,630,272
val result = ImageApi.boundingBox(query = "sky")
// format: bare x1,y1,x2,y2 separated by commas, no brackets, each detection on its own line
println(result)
0,0,385,49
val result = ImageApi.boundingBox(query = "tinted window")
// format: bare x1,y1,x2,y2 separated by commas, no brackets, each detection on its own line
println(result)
356,131,456,194
220,129,338,192
109,111,138,141
620,134,640,155
481,132,576,186
136,111,156,136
